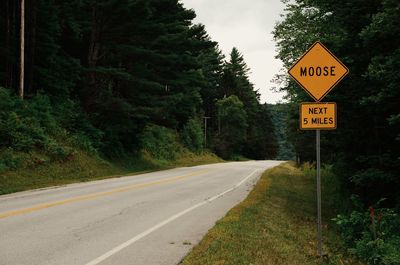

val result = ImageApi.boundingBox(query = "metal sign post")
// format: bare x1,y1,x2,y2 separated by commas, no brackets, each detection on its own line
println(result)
288,41,349,257
316,129,322,256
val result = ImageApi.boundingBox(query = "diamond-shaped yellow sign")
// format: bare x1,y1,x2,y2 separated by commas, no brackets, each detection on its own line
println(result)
288,41,349,102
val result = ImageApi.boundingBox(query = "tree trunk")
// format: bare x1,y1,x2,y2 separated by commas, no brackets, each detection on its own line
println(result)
85,4,101,110
3,0,13,89
27,0,37,94
88,5,101,81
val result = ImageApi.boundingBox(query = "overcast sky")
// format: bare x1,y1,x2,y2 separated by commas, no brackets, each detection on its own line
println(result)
181,0,287,104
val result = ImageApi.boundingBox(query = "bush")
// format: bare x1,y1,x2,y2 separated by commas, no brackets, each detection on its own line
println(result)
0,88,100,170
0,149,23,172
139,125,182,161
71,133,99,154
0,90,50,151
333,196,400,264
44,140,74,161
55,99,103,152
181,118,203,153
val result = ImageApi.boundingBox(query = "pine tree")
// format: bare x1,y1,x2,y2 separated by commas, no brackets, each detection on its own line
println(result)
218,47,277,159
215,95,248,158
274,0,400,206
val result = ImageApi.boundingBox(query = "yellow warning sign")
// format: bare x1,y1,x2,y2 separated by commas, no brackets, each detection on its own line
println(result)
300,102,336,130
289,41,349,102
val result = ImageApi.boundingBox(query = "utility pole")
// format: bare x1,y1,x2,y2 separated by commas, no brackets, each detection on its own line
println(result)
19,0,25,99
217,110,221,135
203,116,211,149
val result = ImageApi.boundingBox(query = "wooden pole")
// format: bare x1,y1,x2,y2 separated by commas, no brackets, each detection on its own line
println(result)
19,0,25,99
203,117,211,149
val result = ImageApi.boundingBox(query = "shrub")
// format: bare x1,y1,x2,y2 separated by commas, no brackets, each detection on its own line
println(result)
0,87,100,170
333,196,400,264
55,99,103,152
181,118,203,153
139,125,182,161
71,133,99,154
0,90,50,151
0,148,23,172
44,140,74,161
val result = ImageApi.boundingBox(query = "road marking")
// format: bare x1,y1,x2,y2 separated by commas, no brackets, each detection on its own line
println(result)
0,169,209,220
84,169,260,265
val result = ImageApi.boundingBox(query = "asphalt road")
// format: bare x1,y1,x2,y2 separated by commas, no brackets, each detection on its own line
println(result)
0,160,282,265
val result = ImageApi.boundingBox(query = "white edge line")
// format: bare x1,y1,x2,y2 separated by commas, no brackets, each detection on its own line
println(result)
84,169,261,265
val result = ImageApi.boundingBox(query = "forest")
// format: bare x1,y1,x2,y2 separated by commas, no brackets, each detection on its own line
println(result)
1,0,399,263
0,0,278,175
274,0,400,263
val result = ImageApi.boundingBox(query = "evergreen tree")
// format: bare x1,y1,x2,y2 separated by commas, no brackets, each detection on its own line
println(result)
221,48,259,112
215,95,248,158
219,47,277,159
244,104,278,160
197,42,225,120
274,0,400,206
0,0,279,162
268,104,296,160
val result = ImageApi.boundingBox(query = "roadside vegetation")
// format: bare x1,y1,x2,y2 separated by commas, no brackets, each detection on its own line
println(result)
273,0,400,263
0,149,222,195
0,0,277,194
1,0,398,262
0,88,222,195
0,0,278,164
181,162,363,265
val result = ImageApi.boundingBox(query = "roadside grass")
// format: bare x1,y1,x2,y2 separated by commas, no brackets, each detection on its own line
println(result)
181,162,363,265
172,150,224,167
0,150,223,195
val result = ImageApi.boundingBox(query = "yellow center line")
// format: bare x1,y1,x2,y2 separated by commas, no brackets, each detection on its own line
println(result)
0,169,210,220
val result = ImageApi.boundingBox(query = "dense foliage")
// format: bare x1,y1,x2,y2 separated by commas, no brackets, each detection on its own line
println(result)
268,104,296,161
0,88,100,172
274,0,400,262
334,197,400,264
0,0,277,169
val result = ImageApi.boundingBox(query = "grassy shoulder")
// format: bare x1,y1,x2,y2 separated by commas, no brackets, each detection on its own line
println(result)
0,150,223,195
181,162,363,265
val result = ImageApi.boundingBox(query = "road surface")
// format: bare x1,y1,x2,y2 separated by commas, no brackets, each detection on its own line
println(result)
0,160,282,265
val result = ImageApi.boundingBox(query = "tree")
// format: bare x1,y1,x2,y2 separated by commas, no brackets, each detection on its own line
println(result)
273,0,400,206
0,0,279,164
215,95,248,158
0,0,21,91
197,42,225,121
221,48,259,112
268,103,296,160
244,104,278,159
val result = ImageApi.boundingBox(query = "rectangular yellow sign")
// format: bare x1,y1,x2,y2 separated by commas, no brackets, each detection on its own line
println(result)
300,102,337,130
